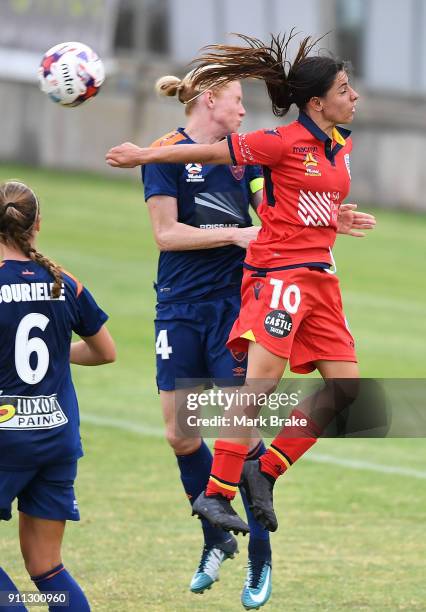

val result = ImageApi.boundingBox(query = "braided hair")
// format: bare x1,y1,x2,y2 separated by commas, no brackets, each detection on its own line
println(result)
0,180,63,298
189,30,349,117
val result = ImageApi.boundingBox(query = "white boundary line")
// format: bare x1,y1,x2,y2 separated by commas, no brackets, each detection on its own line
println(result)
82,413,163,437
306,452,426,480
81,413,426,481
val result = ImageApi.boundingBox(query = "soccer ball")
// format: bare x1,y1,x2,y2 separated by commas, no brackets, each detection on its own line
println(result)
38,42,105,107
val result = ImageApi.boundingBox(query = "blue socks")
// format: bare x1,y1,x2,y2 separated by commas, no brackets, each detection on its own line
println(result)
241,441,272,561
177,438,272,562
1,564,89,612
0,568,27,611
176,440,228,546
248,537,272,563
31,564,90,612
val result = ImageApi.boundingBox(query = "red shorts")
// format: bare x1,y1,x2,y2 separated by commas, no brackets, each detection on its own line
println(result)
227,267,357,374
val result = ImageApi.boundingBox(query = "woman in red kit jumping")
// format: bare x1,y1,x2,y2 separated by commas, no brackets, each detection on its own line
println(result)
106,32,375,539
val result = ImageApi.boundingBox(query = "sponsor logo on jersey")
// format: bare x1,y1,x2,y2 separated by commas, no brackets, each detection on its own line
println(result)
232,366,246,376
0,404,16,423
229,164,245,180
199,223,239,229
0,394,68,430
293,145,318,154
303,152,321,176
344,153,351,178
253,281,264,300
264,310,293,338
185,163,204,182
297,190,340,226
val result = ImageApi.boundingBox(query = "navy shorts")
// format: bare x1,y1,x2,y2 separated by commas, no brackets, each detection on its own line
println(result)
0,461,80,522
155,295,248,391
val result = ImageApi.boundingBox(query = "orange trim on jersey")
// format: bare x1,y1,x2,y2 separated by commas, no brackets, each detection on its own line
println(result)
150,130,187,148
61,268,83,297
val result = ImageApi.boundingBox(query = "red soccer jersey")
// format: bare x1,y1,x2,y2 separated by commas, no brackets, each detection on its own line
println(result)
227,112,353,268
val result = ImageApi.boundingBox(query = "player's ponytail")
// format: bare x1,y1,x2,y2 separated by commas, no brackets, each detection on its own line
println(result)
0,180,63,298
189,31,347,117
155,67,227,114
155,73,199,113
155,75,182,98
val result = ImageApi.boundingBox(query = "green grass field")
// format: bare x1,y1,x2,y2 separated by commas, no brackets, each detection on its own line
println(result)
0,164,425,611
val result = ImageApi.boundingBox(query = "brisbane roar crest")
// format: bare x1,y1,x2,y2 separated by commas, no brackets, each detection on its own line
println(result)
231,349,247,363
229,165,245,180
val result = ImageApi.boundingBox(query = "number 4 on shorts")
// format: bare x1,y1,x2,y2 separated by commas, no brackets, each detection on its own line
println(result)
156,329,173,360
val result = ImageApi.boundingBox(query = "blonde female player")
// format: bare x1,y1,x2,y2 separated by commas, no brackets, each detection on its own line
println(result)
138,70,274,608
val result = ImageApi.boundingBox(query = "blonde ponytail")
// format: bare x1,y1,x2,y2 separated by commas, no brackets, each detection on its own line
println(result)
155,75,182,97
154,68,225,113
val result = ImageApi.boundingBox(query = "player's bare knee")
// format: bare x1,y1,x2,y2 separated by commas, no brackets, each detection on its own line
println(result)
165,430,200,455
245,377,279,398
327,377,360,408
23,553,61,578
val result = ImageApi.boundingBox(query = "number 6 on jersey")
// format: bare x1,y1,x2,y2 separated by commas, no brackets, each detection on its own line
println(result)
15,313,50,385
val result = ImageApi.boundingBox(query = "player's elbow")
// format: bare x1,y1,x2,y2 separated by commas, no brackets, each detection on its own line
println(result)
155,228,177,251
101,345,117,364
96,342,117,364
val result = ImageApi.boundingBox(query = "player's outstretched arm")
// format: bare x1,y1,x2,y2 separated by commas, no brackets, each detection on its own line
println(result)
70,326,116,366
148,195,260,251
337,203,376,237
105,140,232,168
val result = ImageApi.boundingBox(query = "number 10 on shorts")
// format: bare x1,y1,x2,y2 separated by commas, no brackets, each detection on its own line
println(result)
156,329,173,360
269,278,301,313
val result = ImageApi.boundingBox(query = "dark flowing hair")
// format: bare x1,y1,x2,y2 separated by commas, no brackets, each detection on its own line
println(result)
0,180,63,298
190,30,349,117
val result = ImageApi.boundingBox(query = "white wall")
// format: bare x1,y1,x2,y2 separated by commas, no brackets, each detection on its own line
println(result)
169,0,219,64
419,0,426,91
364,0,423,93
169,0,426,94
169,0,328,64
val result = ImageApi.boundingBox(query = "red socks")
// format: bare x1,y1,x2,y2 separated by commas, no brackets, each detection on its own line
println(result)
204,409,321,499
260,409,321,480
206,440,248,499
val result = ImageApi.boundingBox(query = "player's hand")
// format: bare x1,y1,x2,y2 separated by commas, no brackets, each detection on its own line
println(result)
234,226,261,249
106,142,145,168
337,203,376,237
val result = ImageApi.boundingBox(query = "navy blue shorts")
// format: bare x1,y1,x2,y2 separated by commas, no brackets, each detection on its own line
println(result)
155,295,248,391
0,461,80,522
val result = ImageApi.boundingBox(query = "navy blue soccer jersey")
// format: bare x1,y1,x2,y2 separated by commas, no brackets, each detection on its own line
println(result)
0,260,108,470
142,128,263,303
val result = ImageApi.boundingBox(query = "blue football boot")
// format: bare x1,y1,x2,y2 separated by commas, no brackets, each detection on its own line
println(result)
190,535,239,593
241,557,272,610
